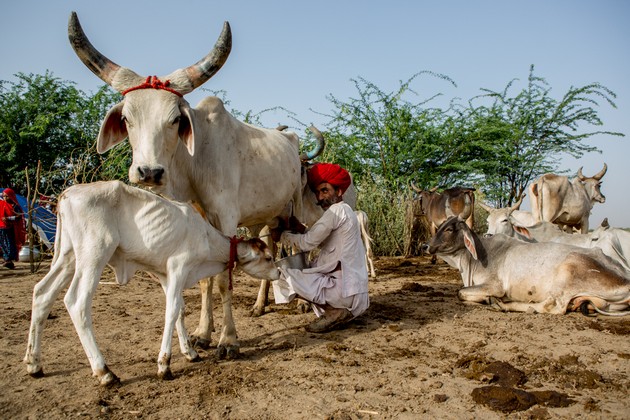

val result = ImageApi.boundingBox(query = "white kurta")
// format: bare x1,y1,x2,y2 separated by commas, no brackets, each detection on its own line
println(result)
272,201,369,317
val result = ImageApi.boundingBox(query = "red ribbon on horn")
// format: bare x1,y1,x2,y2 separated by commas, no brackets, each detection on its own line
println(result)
121,76,183,97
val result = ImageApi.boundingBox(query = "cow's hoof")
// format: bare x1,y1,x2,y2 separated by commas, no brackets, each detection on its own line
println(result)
192,337,212,350
189,353,202,363
158,369,175,381
28,368,45,378
249,306,265,317
99,372,121,387
216,345,240,360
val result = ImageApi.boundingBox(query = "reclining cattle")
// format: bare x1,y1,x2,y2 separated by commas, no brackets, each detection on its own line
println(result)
528,164,607,233
481,202,630,272
411,183,475,263
426,216,630,315
24,181,279,386
479,194,536,235
68,12,322,357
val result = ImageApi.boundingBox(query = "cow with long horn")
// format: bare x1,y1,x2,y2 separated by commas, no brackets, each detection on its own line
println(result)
529,163,608,233
67,12,323,358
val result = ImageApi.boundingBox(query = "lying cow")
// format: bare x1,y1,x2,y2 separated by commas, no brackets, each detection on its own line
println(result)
426,216,630,315
484,208,630,272
24,181,279,386
479,194,536,235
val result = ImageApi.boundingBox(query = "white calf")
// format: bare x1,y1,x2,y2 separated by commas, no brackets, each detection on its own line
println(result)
24,181,279,386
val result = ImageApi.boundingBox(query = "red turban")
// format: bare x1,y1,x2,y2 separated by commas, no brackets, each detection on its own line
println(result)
307,163,352,193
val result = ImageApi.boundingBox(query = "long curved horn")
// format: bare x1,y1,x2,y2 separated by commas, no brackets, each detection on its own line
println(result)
410,182,422,193
178,21,232,92
593,163,607,180
69,12,231,94
577,167,585,181
68,11,122,86
300,126,326,161
429,186,439,193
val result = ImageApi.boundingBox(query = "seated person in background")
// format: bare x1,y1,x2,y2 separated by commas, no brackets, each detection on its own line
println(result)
271,163,369,333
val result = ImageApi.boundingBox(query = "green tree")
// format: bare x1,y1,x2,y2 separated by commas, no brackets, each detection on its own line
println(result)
320,72,457,190
0,72,121,194
465,65,624,206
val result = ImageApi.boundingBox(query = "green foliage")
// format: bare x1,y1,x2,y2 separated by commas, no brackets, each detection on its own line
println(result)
0,72,122,195
461,65,623,206
355,178,409,256
321,72,460,190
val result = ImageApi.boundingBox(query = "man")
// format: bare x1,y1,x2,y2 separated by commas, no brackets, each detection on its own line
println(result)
0,188,25,269
271,163,369,333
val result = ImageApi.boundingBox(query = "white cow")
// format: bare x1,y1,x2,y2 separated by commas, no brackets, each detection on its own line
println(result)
68,12,319,357
24,181,279,386
480,194,536,236
529,164,607,233
427,216,630,315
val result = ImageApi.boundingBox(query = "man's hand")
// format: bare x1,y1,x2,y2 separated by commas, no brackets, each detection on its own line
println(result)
270,218,287,242
288,216,307,234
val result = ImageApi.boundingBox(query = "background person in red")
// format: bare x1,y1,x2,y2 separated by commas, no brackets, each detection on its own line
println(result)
0,188,26,269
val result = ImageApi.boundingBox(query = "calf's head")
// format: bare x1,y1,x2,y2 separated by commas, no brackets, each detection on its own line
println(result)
427,216,483,261
68,12,231,189
236,238,280,280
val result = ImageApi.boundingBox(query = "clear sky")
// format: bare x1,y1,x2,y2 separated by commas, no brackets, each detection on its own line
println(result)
1,1,628,226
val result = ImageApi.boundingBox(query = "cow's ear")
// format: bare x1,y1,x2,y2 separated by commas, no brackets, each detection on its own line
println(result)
97,102,127,153
463,229,478,260
513,225,533,239
179,101,195,156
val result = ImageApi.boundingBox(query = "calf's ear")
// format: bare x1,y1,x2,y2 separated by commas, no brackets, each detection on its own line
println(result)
463,229,478,260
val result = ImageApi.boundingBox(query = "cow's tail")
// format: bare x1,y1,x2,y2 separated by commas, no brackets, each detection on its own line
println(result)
50,199,63,265
584,301,630,317
531,179,543,222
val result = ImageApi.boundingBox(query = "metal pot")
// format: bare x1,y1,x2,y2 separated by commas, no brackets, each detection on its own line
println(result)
19,246,42,262
275,252,310,270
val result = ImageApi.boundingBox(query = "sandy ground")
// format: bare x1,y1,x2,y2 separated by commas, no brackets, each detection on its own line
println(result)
1,256,629,419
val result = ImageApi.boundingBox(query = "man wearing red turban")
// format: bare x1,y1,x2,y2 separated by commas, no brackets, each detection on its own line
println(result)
272,163,369,333
0,188,26,269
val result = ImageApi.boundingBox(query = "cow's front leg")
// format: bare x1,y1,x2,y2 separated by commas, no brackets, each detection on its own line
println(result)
458,284,504,305
215,271,240,360
158,283,188,380
191,277,215,349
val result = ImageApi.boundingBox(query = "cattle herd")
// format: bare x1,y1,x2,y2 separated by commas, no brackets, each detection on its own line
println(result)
22,12,630,386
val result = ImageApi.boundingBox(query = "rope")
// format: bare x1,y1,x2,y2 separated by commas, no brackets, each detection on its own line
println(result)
121,76,183,97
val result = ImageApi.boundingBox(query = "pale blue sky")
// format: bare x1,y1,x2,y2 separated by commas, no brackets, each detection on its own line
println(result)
1,1,628,226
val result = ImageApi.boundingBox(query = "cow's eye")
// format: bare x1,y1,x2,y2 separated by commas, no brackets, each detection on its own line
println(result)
173,116,181,125
120,115,130,127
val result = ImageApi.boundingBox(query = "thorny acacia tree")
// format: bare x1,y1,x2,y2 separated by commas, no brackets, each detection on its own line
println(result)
462,65,624,207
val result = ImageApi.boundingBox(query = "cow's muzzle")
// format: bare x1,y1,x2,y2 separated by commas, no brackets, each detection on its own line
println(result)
136,166,165,185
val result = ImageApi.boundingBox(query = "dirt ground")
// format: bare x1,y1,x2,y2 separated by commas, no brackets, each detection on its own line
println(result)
1,256,629,419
